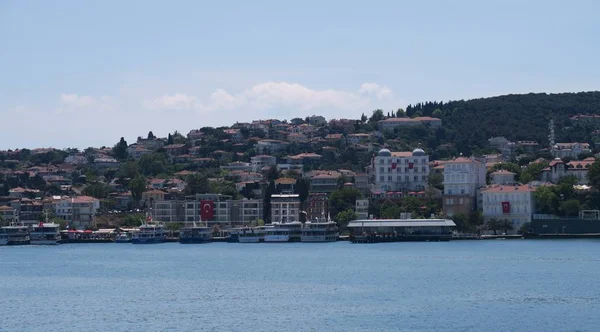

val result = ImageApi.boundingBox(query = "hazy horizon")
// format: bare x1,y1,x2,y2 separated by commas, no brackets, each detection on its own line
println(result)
2,0,599,149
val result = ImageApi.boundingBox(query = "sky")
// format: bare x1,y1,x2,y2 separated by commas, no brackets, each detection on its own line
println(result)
1,0,599,149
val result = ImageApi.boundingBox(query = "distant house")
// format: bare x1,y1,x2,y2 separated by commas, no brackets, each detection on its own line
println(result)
220,161,253,172
64,154,88,165
187,129,204,141
287,153,322,166
0,205,18,223
347,133,370,145
541,157,595,184
142,189,166,207
250,155,277,172
223,129,244,142
308,171,341,193
275,178,297,194
136,137,165,150
164,144,187,156
308,115,327,126
287,133,309,143
551,142,591,159
255,139,289,154
378,117,442,131
149,178,166,189
94,156,119,168
126,144,152,160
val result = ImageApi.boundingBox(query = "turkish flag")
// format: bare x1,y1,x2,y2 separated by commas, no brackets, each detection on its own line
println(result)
392,163,397,169
501,201,510,214
408,162,414,169
200,200,214,221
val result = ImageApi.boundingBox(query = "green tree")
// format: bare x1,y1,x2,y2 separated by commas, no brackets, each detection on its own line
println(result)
129,175,147,206
329,187,362,220
500,219,514,234
485,218,502,235
118,161,140,179
428,172,444,190
335,209,357,232
147,131,155,139
294,178,310,209
82,181,111,199
360,113,367,123
519,161,549,183
112,137,128,160
451,213,468,233
368,109,384,123
265,166,280,182
587,160,600,190
184,174,209,195
432,108,443,118
263,180,276,223
534,186,559,214
467,211,484,233
560,199,581,216
519,222,532,235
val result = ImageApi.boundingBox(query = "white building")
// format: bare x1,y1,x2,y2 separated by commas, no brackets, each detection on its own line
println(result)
54,196,100,229
270,194,300,223
442,156,487,216
481,185,535,233
541,157,595,185
552,142,592,159
355,199,369,219
251,155,277,172
490,170,516,185
64,154,88,165
373,148,429,192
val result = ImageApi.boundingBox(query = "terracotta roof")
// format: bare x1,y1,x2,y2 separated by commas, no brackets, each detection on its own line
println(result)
164,144,186,149
0,205,15,211
390,152,413,157
491,170,516,175
275,178,297,185
481,185,534,193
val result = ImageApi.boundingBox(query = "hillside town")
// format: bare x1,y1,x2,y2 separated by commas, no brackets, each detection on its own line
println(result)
1,110,600,236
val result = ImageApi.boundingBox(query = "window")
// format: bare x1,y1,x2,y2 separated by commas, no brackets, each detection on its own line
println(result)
414,176,418,181
380,176,384,181
380,167,384,172
379,159,383,164
422,175,426,181
388,176,392,181
446,198,454,205
405,176,409,181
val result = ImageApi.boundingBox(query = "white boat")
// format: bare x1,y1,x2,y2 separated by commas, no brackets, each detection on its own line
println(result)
179,224,212,244
131,215,166,244
301,220,339,242
264,222,302,242
0,232,7,246
115,232,131,243
1,223,30,245
30,222,61,245
238,226,265,243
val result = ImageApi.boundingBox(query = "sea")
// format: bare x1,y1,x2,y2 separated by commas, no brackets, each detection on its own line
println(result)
1,240,599,332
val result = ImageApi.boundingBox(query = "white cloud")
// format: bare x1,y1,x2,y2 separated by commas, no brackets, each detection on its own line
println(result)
143,81,397,115
60,93,96,107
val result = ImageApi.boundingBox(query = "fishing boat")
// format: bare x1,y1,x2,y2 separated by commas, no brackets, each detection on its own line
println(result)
1,222,30,245
131,215,165,244
179,221,212,244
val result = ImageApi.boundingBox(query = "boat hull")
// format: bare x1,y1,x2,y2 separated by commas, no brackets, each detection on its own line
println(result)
264,235,290,242
8,238,30,245
179,238,212,244
30,240,60,245
115,239,131,243
0,238,7,246
238,236,261,243
131,237,165,244
300,235,338,242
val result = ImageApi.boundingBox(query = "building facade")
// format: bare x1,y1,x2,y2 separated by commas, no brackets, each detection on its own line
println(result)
306,193,328,221
442,156,487,216
481,185,535,233
372,148,429,192
270,194,300,223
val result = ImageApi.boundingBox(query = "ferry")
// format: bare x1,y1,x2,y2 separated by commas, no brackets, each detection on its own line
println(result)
1,223,30,245
264,222,302,242
115,232,131,243
237,226,265,243
30,221,61,245
301,220,339,242
227,227,241,243
179,223,212,244
131,215,165,244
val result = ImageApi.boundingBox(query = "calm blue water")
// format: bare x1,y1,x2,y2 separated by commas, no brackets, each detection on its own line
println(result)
1,240,599,332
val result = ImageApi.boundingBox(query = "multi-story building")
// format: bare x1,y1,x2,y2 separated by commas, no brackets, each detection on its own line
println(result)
309,171,340,193
481,184,535,233
354,173,370,194
9,199,44,226
254,139,288,154
490,170,516,185
270,194,300,223
355,199,369,219
54,196,100,229
541,157,596,185
442,156,487,216
372,148,429,192
306,193,328,221
250,155,277,172
551,142,592,159
0,205,18,224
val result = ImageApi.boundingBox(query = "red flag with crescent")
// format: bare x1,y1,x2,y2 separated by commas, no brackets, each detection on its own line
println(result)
201,200,214,220
391,163,397,169
501,201,510,214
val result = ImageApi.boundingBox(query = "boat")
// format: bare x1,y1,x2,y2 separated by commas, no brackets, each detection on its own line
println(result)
237,226,265,243
264,222,302,242
0,231,7,246
179,222,212,244
115,232,131,243
30,221,61,245
227,227,241,243
131,215,166,244
1,223,30,245
301,219,339,242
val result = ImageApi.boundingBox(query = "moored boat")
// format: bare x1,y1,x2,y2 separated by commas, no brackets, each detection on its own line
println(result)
115,232,131,243
30,221,61,245
131,215,165,244
0,232,7,246
301,220,339,242
179,224,212,244
264,222,302,242
1,223,30,245
238,226,265,243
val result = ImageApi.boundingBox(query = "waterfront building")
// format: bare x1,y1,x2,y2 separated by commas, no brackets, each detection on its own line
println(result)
270,194,300,223
355,199,369,219
53,196,100,229
306,193,328,221
372,148,429,192
481,184,535,233
348,218,455,242
442,156,487,216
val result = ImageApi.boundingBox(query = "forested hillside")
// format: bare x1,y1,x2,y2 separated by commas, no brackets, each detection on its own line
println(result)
406,92,600,154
